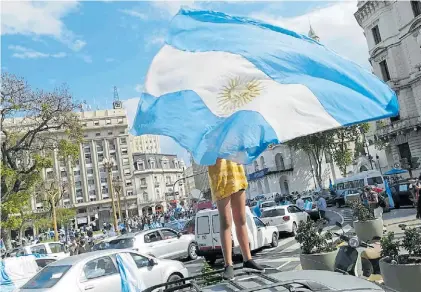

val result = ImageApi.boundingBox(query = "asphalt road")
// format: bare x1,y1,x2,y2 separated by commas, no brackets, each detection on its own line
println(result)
183,208,347,276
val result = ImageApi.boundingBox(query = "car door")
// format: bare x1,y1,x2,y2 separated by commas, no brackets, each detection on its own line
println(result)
47,242,67,258
291,206,307,222
253,217,265,248
79,255,120,292
128,252,164,288
143,231,165,258
158,228,185,259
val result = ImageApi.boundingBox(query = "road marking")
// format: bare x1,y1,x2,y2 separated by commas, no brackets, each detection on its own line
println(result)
276,261,291,270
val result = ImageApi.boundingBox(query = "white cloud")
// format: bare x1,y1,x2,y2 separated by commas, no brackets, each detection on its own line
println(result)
122,97,191,165
105,58,115,62
147,35,166,46
119,9,148,20
251,0,370,69
1,1,86,51
9,45,67,59
134,84,143,93
81,55,92,63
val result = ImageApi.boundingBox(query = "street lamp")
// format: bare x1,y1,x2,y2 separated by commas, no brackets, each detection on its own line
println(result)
103,157,118,233
113,176,123,219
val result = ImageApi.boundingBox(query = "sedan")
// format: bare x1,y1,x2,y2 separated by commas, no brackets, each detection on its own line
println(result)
19,249,189,292
260,205,309,236
105,228,198,261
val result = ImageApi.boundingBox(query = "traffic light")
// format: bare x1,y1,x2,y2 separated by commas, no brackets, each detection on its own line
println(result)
410,157,420,169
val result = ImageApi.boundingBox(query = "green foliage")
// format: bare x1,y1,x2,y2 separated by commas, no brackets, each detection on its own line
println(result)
351,202,375,222
201,261,222,286
295,220,336,254
380,232,400,260
33,208,76,230
380,225,421,264
400,225,421,256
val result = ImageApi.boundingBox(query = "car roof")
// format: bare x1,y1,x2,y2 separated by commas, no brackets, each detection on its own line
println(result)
262,205,288,211
48,249,125,266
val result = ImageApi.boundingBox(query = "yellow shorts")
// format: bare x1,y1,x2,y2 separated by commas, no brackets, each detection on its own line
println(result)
208,158,248,202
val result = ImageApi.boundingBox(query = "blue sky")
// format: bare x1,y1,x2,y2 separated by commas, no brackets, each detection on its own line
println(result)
1,0,369,165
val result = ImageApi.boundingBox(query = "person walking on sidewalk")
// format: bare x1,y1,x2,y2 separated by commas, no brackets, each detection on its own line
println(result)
317,195,329,223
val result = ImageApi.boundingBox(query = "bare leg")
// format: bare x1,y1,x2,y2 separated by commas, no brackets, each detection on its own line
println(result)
231,190,252,261
216,196,233,266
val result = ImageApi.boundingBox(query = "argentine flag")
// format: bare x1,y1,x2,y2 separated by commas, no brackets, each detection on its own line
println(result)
132,9,398,166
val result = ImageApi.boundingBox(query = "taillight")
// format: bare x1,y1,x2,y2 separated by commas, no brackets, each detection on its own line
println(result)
283,216,290,221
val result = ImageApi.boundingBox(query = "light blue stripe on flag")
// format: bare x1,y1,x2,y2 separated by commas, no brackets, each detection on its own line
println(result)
116,253,145,292
132,9,398,166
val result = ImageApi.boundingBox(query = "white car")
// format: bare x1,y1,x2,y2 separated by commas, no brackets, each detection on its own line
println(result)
11,242,69,259
195,207,279,264
260,205,309,235
18,249,189,292
105,228,198,261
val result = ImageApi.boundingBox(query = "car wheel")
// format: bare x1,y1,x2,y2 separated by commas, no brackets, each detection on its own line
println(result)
166,273,183,289
204,256,216,265
271,232,278,247
291,222,297,236
187,242,198,260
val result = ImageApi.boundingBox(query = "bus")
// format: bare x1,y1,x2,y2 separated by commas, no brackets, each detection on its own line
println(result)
334,170,384,191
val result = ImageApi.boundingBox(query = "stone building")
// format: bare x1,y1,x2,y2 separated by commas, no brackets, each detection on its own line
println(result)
129,134,161,154
355,1,421,177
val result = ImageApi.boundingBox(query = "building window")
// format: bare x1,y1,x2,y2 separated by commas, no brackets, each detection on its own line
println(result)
94,121,100,126
149,160,156,168
74,170,81,176
124,168,131,176
259,156,266,169
109,140,116,151
141,178,146,186
46,171,54,179
108,131,113,135
106,119,111,125
411,1,421,17
143,192,148,202
253,161,259,172
88,179,95,185
84,144,91,153
96,142,103,152
120,137,127,145
125,179,132,187
137,160,145,171
275,153,285,170
85,154,92,164
123,158,129,165
379,60,391,81
61,170,67,177
117,118,124,124
98,153,104,162
121,148,128,155
371,25,381,45
102,186,108,194
166,176,172,185
127,190,133,197
112,165,118,171
87,168,94,175
95,133,101,137
75,181,82,188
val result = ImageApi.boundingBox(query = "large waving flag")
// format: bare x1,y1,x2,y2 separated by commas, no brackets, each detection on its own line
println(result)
132,9,398,166
116,253,146,292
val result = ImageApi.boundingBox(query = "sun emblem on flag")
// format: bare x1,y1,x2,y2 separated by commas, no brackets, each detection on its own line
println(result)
218,77,262,115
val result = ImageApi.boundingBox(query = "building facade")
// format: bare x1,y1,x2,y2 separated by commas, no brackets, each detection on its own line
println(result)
129,134,161,154
3,107,137,229
244,144,341,199
132,153,186,215
355,1,421,177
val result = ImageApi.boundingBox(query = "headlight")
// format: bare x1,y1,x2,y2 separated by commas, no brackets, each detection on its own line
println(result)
349,237,359,248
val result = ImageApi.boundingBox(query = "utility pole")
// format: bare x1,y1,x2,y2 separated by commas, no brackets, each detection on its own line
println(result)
103,157,119,233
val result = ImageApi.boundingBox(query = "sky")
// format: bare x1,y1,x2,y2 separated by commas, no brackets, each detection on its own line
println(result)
1,0,370,166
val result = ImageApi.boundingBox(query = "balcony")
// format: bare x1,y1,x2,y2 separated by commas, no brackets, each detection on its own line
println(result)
154,182,160,187
140,183,147,188
376,116,421,138
166,182,173,186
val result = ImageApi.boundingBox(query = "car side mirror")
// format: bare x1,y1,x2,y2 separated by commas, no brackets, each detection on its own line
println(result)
177,232,182,238
148,258,158,266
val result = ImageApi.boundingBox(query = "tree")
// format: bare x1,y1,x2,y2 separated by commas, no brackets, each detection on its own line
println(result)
1,73,83,248
287,131,336,189
330,124,369,177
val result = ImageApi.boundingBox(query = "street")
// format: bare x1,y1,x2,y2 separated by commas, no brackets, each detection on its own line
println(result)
183,206,420,276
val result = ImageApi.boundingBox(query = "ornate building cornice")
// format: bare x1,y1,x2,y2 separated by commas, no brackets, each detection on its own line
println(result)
354,1,389,27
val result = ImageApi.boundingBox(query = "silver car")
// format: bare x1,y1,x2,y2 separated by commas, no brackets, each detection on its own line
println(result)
106,228,198,260
18,249,189,292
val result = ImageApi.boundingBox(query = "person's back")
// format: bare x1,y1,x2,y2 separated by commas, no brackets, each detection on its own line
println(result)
317,197,327,211
296,198,304,209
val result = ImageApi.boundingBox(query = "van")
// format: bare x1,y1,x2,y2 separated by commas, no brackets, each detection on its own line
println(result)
195,207,278,264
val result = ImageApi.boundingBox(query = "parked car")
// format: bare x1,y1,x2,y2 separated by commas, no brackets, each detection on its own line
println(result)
91,236,118,252
103,228,198,261
181,218,195,235
390,181,416,208
10,242,69,259
260,205,309,236
195,207,278,264
18,249,189,292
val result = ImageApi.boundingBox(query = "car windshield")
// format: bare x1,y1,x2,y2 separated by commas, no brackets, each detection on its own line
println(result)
22,265,71,289
262,201,276,208
261,208,285,218
107,238,135,249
